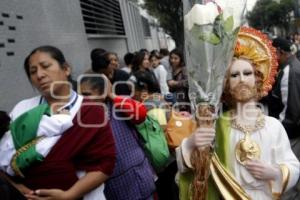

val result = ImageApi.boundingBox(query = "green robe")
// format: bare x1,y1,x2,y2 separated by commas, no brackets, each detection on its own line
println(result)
178,111,231,200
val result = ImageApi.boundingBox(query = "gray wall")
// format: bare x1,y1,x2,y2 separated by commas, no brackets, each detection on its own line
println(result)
0,0,90,111
0,0,166,111
120,0,146,52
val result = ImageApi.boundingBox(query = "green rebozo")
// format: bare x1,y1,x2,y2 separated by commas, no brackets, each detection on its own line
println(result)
10,104,50,176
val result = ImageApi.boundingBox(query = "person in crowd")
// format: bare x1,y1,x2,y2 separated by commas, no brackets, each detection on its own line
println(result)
159,48,171,72
90,48,106,60
150,50,170,96
267,38,300,199
121,52,134,74
107,52,120,70
0,46,116,200
287,33,300,62
177,30,300,200
133,69,180,200
167,49,190,111
132,50,152,72
133,69,167,124
91,51,131,96
79,72,156,200
131,50,161,94
139,48,149,55
268,38,300,141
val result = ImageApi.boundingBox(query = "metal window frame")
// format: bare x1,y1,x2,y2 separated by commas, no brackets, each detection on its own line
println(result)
141,16,151,37
79,0,125,37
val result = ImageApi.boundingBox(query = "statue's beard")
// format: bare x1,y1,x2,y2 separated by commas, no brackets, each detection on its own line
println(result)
230,83,257,103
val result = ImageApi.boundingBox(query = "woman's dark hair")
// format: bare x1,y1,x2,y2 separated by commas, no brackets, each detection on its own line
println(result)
80,76,105,95
134,70,160,93
0,111,10,139
24,45,71,81
91,52,111,73
132,51,147,72
170,48,185,67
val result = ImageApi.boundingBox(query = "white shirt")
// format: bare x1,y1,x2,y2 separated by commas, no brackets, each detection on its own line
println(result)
153,64,170,95
279,65,290,121
120,66,131,74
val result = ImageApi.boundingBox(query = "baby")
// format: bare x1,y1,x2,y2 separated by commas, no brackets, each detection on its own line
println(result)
0,108,73,176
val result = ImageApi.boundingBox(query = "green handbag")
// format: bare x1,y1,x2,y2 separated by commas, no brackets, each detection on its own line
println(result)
135,114,170,170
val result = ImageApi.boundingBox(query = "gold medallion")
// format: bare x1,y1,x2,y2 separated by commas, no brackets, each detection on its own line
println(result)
235,133,261,165
231,109,265,165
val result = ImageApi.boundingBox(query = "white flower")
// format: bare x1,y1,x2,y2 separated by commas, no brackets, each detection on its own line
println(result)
184,2,219,31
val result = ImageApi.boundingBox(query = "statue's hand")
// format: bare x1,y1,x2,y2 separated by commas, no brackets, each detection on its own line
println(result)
186,127,215,150
245,160,281,181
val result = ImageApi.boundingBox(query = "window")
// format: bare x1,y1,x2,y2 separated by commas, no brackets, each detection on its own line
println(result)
80,0,125,36
142,16,151,37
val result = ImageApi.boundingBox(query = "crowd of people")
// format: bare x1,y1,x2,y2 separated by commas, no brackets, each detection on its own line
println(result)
0,27,300,200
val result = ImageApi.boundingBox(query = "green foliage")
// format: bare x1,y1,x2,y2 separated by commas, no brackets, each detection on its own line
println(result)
247,0,295,33
224,16,234,33
198,14,237,45
141,0,184,50
199,32,221,45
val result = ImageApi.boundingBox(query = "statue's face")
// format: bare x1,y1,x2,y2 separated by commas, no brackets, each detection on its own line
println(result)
229,59,255,89
228,59,257,103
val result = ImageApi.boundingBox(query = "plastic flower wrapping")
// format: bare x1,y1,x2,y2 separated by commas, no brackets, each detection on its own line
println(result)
183,0,248,110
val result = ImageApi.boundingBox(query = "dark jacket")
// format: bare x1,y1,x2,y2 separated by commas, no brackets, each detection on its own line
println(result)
268,55,300,139
112,69,131,96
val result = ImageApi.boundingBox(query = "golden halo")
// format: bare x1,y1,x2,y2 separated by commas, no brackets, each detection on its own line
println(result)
235,26,278,96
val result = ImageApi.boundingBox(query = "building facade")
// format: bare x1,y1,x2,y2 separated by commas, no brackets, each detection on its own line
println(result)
0,0,169,110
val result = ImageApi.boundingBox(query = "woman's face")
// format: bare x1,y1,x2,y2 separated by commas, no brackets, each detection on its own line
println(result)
28,51,70,97
108,53,119,70
141,54,150,70
169,53,181,68
100,64,114,81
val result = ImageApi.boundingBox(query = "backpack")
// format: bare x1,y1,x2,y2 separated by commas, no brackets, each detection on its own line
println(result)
166,111,197,149
135,114,170,170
